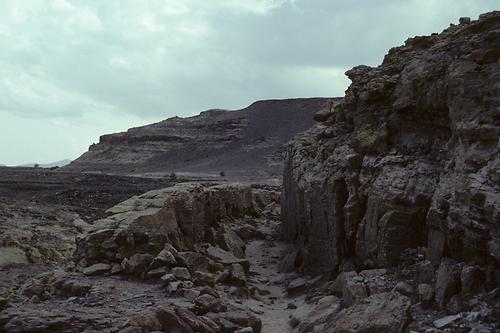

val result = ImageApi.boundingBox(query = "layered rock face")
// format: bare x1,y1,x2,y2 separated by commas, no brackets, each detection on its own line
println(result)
74,183,278,273
67,98,331,178
282,11,500,285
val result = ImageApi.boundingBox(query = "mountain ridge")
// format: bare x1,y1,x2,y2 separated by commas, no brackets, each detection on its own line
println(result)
66,97,337,179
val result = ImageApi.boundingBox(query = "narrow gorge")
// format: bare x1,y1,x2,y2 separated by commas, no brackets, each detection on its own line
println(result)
0,11,499,333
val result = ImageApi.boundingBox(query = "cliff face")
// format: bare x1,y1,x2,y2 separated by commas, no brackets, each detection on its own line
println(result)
67,98,332,178
282,12,500,279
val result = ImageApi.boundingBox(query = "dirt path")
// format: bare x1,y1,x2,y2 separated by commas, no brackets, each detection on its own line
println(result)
243,220,307,333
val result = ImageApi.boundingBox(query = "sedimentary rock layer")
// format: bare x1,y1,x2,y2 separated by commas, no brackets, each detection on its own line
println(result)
67,98,332,177
75,183,278,269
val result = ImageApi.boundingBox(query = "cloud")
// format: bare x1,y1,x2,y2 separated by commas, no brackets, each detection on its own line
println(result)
0,0,498,164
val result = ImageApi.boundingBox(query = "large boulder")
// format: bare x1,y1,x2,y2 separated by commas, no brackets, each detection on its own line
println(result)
322,292,411,333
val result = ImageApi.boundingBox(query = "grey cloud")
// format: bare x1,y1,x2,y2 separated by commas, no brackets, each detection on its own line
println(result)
0,0,498,164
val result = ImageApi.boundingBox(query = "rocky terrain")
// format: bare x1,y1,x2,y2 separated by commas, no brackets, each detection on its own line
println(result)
66,98,333,181
1,11,499,333
282,12,500,332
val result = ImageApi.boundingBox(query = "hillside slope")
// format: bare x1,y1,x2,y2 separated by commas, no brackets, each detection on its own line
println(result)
67,98,334,178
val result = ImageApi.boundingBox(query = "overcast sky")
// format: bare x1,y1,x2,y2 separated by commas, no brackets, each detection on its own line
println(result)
0,0,497,165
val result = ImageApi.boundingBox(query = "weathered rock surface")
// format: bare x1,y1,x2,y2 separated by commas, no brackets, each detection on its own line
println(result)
66,98,334,179
322,292,411,333
74,183,272,270
282,11,500,284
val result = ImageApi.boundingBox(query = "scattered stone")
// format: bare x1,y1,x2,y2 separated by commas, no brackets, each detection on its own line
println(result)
193,294,227,315
433,314,462,329
83,263,110,276
200,287,220,298
110,263,123,275
183,288,201,301
234,327,253,333
298,295,341,333
234,225,266,240
206,246,250,272
418,283,434,303
151,248,177,269
324,292,411,333
435,259,461,307
416,260,434,283
230,264,247,286
286,277,307,295
216,311,262,333
193,271,215,287
171,267,191,281
178,252,212,273
215,269,231,284
339,271,367,306
394,281,414,296
126,254,154,276
161,273,176,283
217,228,246,259
460,265,483,295
290,306,310,328
358,268,387,279
147,266,167,279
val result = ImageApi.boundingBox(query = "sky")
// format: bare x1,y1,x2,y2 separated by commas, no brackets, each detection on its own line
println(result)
0,0,498,165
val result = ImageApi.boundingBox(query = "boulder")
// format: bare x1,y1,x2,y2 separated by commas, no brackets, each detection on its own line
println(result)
394,281,414,296
297,296,341,333
286,277,307,295
147,267,168,279
433,314,462,329
125,253,154,276
82,263,110,276
417,283,434,303
230,263,247,286
151,248,177,268
171,267,192,281
339,271,367,306
215,311,262,333
193,271,215,287
435,259,461,307
206,246,250,272
323,292,411,333
216,228,246,259
193,294,227,315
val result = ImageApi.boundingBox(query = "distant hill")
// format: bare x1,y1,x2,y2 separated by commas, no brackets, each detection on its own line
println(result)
19,159,72,168
66,98,338,179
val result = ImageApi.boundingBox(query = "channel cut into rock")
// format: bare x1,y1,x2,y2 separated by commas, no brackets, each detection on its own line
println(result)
1,10,499,333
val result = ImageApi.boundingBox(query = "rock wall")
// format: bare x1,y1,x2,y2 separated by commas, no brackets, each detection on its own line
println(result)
282,11,500,286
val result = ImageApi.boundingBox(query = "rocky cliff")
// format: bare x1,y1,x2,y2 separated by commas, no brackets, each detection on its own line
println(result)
67,98,332,178
282,11,499,291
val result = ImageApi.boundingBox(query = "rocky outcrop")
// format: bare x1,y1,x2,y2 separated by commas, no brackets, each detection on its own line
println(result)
74,183,278,273
282,10,500,309
66,98,334,178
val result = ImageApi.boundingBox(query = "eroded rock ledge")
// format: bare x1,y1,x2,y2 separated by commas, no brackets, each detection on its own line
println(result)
282,10,500,321
75,183,279,274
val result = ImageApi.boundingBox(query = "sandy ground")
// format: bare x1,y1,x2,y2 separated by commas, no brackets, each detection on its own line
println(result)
244,221,308,333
